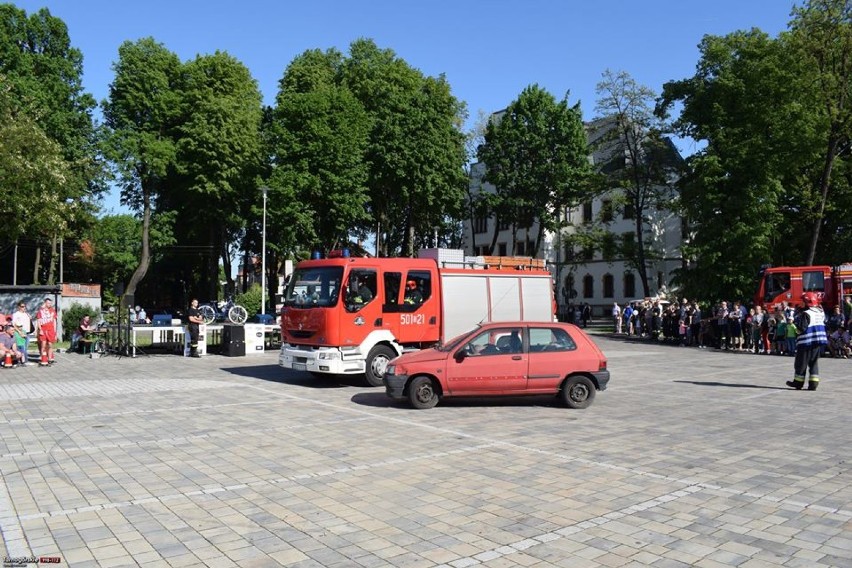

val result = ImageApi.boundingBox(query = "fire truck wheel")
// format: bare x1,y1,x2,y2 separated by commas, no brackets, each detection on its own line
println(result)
408,376,439,409
561,375,596,409
365,345,396,387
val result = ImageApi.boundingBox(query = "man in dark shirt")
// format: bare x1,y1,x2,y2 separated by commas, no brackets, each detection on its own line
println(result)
187,299,203,357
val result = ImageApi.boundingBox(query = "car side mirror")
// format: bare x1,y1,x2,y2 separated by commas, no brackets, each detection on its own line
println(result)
454,349,467,362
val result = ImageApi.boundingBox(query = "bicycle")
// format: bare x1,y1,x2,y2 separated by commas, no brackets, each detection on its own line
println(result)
198,296,248,325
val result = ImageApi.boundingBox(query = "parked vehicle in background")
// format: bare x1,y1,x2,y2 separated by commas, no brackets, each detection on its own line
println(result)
755,263,852,311
383,321,609,409
278,249,555,386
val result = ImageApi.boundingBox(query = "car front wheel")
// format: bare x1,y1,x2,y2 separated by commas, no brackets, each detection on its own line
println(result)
561,375,596,409
408,376,439,409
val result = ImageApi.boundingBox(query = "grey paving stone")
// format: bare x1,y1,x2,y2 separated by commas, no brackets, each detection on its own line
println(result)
0,345,849,566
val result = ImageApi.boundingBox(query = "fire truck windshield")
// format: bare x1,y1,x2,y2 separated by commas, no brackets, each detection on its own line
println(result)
284,266,344,308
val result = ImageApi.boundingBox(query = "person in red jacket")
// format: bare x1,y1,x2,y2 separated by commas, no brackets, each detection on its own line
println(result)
35,297,58,366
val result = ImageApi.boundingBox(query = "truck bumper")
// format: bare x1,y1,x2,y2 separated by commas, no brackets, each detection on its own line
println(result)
593,370,610,391
384,373,409,400
278,344,366,375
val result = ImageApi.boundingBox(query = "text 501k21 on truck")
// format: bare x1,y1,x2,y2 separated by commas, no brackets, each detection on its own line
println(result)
278,249,557,386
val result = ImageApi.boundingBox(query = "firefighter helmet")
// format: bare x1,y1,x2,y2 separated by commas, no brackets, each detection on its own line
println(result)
801,292,820,307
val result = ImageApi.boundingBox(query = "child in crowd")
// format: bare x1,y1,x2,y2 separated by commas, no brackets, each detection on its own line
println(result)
775,317,787,355
785,317,798,356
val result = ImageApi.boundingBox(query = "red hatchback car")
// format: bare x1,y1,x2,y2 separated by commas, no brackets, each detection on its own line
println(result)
384,321,609,409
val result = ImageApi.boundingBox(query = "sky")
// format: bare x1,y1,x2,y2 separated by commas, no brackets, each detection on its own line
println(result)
14,0,797,214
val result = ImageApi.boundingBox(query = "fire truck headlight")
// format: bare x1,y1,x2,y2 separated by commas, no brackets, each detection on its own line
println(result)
318,352,340,360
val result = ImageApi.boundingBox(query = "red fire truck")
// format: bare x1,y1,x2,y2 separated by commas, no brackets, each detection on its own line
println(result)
278,251,555,386
754,263,852,310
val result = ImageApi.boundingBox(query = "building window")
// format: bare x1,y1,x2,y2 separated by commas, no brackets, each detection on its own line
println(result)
498,243,507,256
601,200,613,222
582,202,593,224
658,271,664,290
624,273,636,298
473,216,488,234
498,219,510,231
583,274,594,298
601,233,617,262
623,202,635,220
516,241,525,255
603,274,614,298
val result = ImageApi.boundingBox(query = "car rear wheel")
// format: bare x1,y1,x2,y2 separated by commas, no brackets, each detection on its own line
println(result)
408,376,439,409
561,375,596,409
364,345,395,387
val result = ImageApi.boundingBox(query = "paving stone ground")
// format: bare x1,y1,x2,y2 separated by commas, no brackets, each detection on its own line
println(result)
0,338,850,567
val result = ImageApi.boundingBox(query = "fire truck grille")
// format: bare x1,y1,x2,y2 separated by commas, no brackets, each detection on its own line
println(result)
288,330,314,339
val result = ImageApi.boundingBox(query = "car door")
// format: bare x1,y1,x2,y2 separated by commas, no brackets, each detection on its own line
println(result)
526,326,580,393
445,326,527,395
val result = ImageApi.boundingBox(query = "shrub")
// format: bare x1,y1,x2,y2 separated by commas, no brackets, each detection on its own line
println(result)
61,303,101,340
235,283,262,318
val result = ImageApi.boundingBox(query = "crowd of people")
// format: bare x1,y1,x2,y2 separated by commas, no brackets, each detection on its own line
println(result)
610,296,852,359
0,297,58,367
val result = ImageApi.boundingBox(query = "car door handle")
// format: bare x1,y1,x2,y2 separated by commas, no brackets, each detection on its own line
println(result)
511,355,522,360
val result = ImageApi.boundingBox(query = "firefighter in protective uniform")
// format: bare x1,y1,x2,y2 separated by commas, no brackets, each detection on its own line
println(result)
786,292,828,391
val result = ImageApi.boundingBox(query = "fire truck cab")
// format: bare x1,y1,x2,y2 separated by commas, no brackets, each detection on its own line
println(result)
278,254,554,386
755,263,852,311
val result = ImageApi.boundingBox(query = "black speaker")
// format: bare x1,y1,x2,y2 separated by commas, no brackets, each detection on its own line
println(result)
222,324,245,357
123,294,135,309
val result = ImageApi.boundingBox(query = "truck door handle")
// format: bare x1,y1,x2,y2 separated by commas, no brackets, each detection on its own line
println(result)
511,355,522,360
429,316,436,324
374,318,382,326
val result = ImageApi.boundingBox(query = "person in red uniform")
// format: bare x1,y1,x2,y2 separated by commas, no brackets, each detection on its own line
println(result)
35,297,58,366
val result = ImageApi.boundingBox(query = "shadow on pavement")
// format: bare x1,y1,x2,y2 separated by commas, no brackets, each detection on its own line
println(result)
674,380,789,390
220,365,365,388
350,392,573,410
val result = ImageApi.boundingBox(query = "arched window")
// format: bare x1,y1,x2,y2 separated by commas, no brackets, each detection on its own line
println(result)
624,272,636,298
603,274,614,298
583,274,594,298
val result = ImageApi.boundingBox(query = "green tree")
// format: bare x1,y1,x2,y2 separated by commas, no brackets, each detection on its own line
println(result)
595,70,683,297
0,5,103,281
789,0,852,264
659,30,811,300
270,48,371,255
477,84,594,257
102,38,182,298
342,39,468,257
169,50,264,299
0,81,71,244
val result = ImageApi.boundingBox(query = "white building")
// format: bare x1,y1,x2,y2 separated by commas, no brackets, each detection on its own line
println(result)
464,117,684,318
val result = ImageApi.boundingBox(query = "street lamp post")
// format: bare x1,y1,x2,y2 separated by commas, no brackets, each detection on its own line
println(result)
261,186,268,317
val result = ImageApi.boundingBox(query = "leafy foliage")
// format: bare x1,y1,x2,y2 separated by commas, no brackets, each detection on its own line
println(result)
594,70,682,296
235,283,262,318
477,84,596,257
60,302,101,341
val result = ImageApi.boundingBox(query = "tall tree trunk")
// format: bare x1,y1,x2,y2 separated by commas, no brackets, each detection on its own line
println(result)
47,235,58,285
221,233,234,296
241,241,249,293
126,187,152,298
406,224,416,258
805,135,840,265
32,245,41,284
635,206,650,297
488,216,501,255
208,223,218,301
532,223,545,258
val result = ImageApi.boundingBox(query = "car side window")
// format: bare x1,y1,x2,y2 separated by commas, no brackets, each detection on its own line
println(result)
464,328,522,356
530,327,577,352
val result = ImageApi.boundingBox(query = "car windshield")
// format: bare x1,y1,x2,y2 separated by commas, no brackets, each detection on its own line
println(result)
436,326,481,352
283,266,344,308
